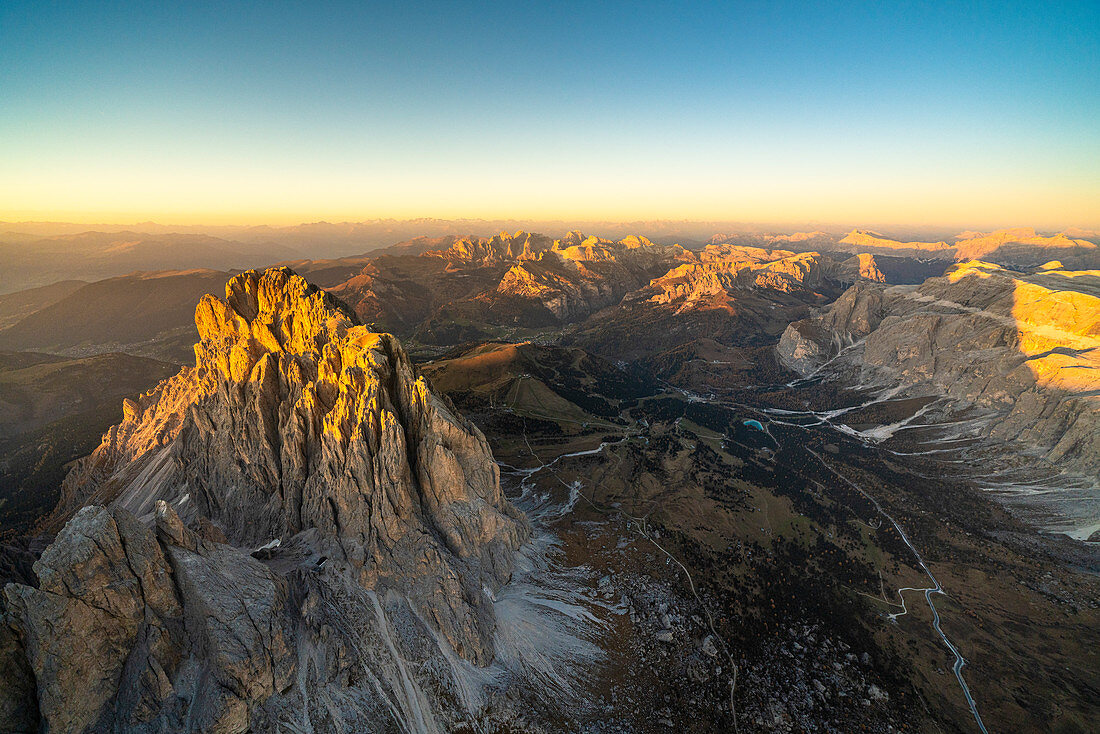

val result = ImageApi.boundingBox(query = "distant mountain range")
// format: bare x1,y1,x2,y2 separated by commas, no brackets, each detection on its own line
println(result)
0,269,230,363
0,231,290,294
3,220,1095,295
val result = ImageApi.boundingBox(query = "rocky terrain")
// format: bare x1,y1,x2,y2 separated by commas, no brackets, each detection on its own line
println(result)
324,231,696,340
2,268,541,732
952,228,1098,268
838,228,1099,269
837,230,953,256
275,230,874,354
0,230,1098,733
779,260,1100,533
3,227,1087,366
434,334,1099,734
563,244,876,365
709,228,1099,272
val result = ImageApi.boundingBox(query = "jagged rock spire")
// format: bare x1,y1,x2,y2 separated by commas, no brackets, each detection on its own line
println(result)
54,267,528,663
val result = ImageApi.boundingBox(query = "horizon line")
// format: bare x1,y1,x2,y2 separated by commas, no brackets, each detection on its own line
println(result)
2,216,1098,236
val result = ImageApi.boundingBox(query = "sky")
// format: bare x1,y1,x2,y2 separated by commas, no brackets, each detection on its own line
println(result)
1,1,1097,228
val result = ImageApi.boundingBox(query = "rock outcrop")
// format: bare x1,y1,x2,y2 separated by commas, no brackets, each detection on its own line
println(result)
842,253,886,284
55,267,527,663
645,248,881,307
779,261,1100,475
2,502,300,733
2,267,536,732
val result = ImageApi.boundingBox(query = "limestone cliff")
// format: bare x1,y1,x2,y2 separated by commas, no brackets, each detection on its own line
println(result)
55,267,528,664
645,248,880,307
484,233,692,323
778,261,1100,475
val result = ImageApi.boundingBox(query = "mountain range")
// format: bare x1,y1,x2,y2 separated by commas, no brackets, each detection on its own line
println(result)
5,220,1094,295
0,225,1097,733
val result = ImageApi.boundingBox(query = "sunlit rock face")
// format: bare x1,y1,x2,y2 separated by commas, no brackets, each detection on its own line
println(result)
57,267,528,664
835,228,1099,269
839,229,953,254
849,253,886,283
494,254,625,320
779,261,1100,474
645,247,881,307
425,230,555,263
486,233,693,322
953,228,1098,268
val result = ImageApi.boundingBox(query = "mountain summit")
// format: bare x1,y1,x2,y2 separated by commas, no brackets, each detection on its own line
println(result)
4,268,529,731
60,266,528,660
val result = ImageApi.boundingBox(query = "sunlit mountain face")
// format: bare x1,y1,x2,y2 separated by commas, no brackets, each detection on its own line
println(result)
1,1,1098,732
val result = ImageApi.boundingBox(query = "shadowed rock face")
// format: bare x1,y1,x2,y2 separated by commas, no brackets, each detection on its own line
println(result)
3,503,296,733
53,267,528,665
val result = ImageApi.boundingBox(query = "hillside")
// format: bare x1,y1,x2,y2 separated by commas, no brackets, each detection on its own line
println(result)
0,280,86,330
0,269,230,363
0,351,177,534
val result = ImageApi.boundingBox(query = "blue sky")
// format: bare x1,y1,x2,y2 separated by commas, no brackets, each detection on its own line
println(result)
1,1,1097,226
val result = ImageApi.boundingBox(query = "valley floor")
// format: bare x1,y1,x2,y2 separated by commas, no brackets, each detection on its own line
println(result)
448,362,1099,733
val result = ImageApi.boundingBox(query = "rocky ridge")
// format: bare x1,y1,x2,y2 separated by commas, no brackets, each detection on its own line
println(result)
643,247,884,307
425,230,556,263
489,233,694,321
836,228,1098,269
0,267,540,732
838,229,952,254
778,260,1100,476
302,230,897,342
58,267,528,661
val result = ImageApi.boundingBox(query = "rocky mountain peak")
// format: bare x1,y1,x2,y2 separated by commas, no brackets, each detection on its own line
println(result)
646,249,837,305
193,267,358,381
427,231,554,263
53,267,528,663
559,229,587,247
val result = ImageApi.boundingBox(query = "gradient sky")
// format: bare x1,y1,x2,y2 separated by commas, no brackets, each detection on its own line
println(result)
1,1,1097,227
